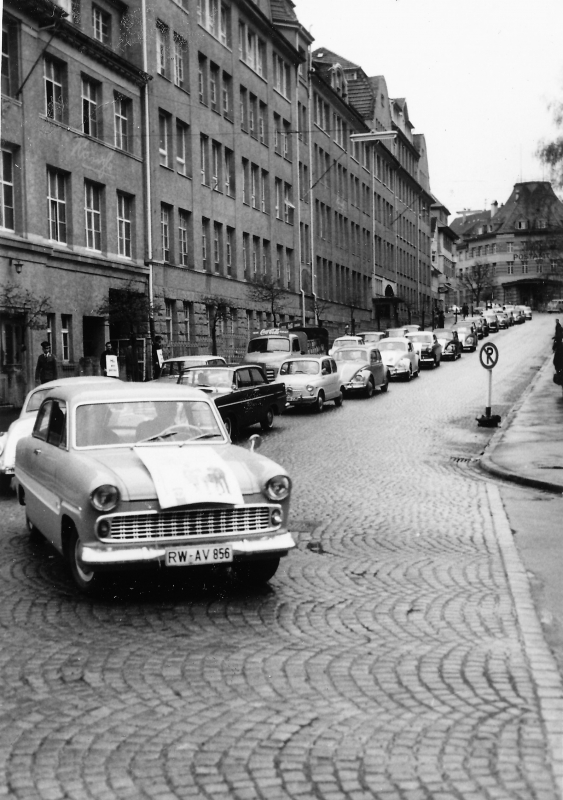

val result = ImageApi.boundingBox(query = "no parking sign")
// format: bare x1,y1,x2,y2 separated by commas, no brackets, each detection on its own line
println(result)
477,342,501,426
479,342,499,370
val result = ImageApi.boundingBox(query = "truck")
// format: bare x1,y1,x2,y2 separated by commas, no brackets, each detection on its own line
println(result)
242,327,329,381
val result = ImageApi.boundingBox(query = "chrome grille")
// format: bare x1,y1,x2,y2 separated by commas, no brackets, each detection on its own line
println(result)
100,505,278,542
265,367,276,382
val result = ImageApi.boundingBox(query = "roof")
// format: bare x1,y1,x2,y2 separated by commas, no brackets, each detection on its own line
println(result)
270,0,299,23
46,382,206,403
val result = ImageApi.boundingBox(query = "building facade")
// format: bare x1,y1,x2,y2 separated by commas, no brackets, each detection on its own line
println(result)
452,182,563,310
0,0,436,404
430,198,458,319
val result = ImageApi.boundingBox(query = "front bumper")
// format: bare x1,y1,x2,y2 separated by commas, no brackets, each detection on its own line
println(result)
343,380,368,392
82,531,296,566
286,393,317,406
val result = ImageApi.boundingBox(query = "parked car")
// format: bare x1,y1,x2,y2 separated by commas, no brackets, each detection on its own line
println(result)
362,331,387,345
15,382,294,594
407,332,442,368
483,312,499,333
156,355,227,382
0,376,117,491
502,305,516,326
465,316,487,338
403,324,422,333
328,335,364,355
547,299,563,313
433,329,463,360
333,346,389,396
512,306,527,324
178,365,286,438
495,312,509,330
451,322,478,351
384,327,411,338
278,356,344,411
522,305,533,320
377,338,420,381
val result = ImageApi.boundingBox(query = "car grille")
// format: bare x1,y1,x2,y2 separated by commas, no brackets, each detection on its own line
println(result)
265,367,276,382
99,505,279,542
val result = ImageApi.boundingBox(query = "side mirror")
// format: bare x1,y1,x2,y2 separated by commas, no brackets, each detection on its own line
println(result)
248,434,262,452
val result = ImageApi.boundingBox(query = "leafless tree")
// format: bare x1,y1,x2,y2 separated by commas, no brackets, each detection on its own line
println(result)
0,283,51,331
458,261,494,307
93,281,156,337
201,297,233,356
537,101,563,188
246,275,287,327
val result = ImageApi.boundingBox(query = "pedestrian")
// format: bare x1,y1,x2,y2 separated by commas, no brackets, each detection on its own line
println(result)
35,341,58,384
438,309,445,328
100,341,115,376
461,302,469,319
152,336,163,379
553,318,563,351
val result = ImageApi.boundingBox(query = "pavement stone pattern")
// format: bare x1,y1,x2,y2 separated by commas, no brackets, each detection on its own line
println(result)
0,316,560,799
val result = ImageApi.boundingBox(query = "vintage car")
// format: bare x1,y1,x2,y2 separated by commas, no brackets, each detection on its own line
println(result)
328,335,364,355
483,312,499,333
433,328,463,360
515,304,532,321
178,364,286,437
502,305,516,326
156,355,227,382
15,382,294,594
451,322,478,351
466,316,488,338
512,305,527,323
383,327,411,338
376,338,420,381
333,346,389,396
407,332,442,368
495,312,510,330
0,376,116,490
361,331,387,345
278,356,344,411
547,299,563,314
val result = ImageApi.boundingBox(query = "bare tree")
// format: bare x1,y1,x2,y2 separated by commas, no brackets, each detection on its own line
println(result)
93,281,155,337
246,275,287,327
538,101,563,188
458,261,494,307
312,296,331,327
202,297,233,356
0,283,51,331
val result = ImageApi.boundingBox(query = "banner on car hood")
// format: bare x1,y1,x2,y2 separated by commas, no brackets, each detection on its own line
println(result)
134,446,243,508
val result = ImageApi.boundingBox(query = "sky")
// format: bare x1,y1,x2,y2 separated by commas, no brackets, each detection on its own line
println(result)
293,0,563,220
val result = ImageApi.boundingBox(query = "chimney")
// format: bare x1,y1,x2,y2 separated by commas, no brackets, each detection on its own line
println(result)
490,201,498,218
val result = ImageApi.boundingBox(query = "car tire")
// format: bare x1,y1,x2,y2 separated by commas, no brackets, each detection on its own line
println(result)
334,390,344,407
313,391,325,413
365,378,375,398
224,417,237,439
233,557,281,585
404,367,412,382
0,474,12,493
260,408,275,431
67,526,105,595
380,372,390,392
414,363,420,377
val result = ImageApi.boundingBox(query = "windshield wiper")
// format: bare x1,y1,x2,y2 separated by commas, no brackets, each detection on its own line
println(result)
191,433,223,440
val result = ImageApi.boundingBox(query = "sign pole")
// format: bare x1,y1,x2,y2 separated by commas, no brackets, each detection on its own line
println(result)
477,342,501,427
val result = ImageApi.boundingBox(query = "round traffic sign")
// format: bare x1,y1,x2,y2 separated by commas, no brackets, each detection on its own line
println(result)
479,342,499,370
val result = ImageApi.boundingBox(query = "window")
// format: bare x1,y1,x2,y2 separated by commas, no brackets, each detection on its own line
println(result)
274,178,282,219
0,150,14,230
161,204,171,262
213,222,222,272
200,135,209,185
201,217,209,270
2,18,18,98
252,236,259,276
178,209,190,266
517,220,527,230
81,77,99,137
117,192,131,257
239,22,265,76
61,315,72,362
164,299,175,340
85,182,102,251
159,112,171,167
242,158,249,204
249,93,257,137
222,71,232,118
286,248,293,289
262,239,269,274
44,58,64,122
198,54,207,104
239,86,248,130
242,232,249,279
224,147,234,196
284,183,294,224
250,163,258,208
273,112,281,154
92,6,110,44
199,0,231,46
47,168,66,242
114,93,130,151
283,119,291,159
507,263,514,275
273,54,290,98
211,140,221,189
183,301,194,341
176,120,189,175
210,63,219,111
219,4,231,47
226,227,234,276
173,34,188,89
260,169,268,213
259,102,267,144
156,21,169,78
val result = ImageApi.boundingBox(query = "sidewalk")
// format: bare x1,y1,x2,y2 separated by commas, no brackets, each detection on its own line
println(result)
481,353,563,493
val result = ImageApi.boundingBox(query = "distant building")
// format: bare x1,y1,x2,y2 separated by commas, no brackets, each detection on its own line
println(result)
430,198,458,317
452,182,563,309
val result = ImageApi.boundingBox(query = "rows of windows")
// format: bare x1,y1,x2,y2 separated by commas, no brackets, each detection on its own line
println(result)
159,111,191,177
241,232,294,289
315,258,370,306
198,0,231,47
156,21,189,90
199,135,234,194
199,54,233,118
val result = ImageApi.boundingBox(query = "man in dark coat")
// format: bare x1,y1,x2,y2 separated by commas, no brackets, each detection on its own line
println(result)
35,341,58,384
100,341,115,376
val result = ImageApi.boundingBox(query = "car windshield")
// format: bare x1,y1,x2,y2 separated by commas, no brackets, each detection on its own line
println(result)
159,361,188,378
434,330,452,337
385,329,406,337
363,333,385,343
279,360,320,375
378,341,407,352
334,349,368,362
248,338,290,353
179,368,234,388
409,334,433,343
26,388,53,413
75,400,224,447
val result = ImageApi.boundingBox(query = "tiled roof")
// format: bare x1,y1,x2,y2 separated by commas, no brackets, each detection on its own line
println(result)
489,182,563,233
312,47,359,70
270,0,299,23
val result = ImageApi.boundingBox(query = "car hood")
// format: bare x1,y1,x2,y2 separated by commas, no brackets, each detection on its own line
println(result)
337,362,369,380
380,350,408,366
85,443,278,502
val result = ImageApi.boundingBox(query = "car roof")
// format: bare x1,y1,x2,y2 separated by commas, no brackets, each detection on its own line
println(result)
40,382,208,404
434,329,453,335
163,355,225,363
382,336,410,343
280,354,330,361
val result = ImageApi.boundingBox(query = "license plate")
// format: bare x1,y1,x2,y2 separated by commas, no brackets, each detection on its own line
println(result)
165,545,233,567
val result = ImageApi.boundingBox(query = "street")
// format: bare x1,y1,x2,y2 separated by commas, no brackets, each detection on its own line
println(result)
0,315,560,800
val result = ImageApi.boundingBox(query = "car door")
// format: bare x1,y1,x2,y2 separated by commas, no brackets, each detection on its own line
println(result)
319,358,336,400
247,366,271,423
369,348,385,386
407,341,418,371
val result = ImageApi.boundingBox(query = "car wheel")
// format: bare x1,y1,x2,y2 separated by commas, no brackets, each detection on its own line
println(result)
0,474,12,493
224,416,237,439
260,408,275,431
404,367,412,382
334,390,344,407
380,372,390,392
414,363,420,377
232,557,281,586
67,526,105,595
313,391,325,413
436,357,441,367
365,378,375,398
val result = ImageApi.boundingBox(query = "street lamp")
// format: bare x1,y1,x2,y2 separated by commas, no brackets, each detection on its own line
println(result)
10,258,23,274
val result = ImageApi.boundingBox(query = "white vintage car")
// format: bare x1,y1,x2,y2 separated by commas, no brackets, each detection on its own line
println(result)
278,356,345,412
15,382,294,594
0,376,116,490
377,338,420,381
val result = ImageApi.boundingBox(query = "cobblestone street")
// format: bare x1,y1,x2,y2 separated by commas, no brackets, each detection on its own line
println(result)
0,317,560,800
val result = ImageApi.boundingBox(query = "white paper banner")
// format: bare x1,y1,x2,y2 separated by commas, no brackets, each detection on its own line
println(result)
106,354,120,377
135,446,244,509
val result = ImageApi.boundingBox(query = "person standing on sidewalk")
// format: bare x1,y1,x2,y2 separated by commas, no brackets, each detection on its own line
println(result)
553,318,563,351
34,341,58,385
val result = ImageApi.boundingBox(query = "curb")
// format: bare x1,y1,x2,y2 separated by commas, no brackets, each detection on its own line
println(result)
479,355,563,495
487,484,563,797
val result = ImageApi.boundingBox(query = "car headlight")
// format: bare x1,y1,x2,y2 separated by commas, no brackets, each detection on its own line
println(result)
306,384,314,394
265,475,291,501
352,371,364,383
286,386,293,395
90,484,120,512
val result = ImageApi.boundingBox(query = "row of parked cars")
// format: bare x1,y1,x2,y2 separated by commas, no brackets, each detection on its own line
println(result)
0,305,532,596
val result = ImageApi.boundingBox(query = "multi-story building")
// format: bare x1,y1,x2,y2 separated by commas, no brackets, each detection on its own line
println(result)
430,197,458,318
452,182,563,309
0,0,437,404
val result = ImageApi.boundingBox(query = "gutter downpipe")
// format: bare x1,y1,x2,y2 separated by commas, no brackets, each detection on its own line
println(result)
295,51,305,325
141,0,154,351
306,49,314,326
